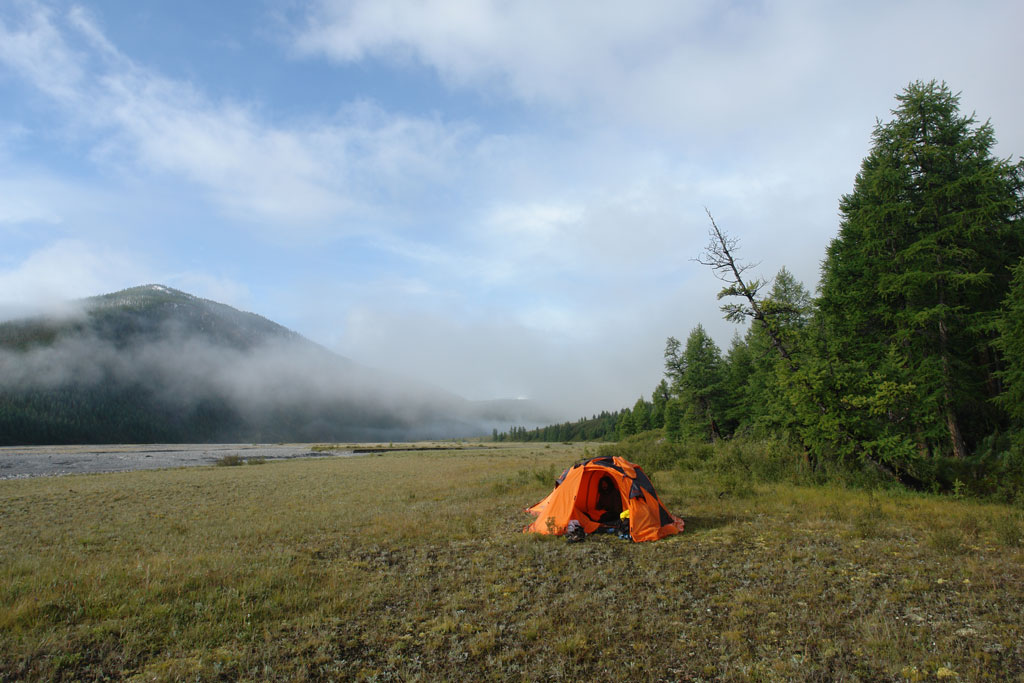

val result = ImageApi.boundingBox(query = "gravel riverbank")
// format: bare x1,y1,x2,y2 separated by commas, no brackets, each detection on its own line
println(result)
0,443,357,479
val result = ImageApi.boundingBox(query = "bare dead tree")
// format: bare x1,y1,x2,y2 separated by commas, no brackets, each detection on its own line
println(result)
694,209,794,365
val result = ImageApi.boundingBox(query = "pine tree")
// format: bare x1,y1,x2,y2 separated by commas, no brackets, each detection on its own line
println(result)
720,331,755,434
616,406,636,439
747,269,817,437
996,258,1024,448
650,379,671,429
670,324,726,441
664,398,684,442
818,80,1024,460
631,397,652,432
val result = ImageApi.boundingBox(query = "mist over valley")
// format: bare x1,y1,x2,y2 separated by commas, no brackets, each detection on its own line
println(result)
0,285,561,445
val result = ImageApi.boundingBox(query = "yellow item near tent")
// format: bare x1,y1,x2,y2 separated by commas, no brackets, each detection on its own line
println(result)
620,510,630,520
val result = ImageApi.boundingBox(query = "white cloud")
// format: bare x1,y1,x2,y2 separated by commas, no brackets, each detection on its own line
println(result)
295,1,704,108
490,201,581,236
0,169,154,242
0,240,151,320
463,174,702,290
0,178,64,226
291,0,1024,312
0,2,86,103
0,2,475,235
295,0,1024,150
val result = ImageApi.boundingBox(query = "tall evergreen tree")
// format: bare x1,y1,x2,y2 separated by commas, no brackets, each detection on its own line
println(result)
720,331,755,434
664,398,684,442
665,324,726,441
631,397,652,432
616,405,637,439
818,80,1024,460
663,336,684,386
650,379,671,429
996,258,1024,448
744,268,816,436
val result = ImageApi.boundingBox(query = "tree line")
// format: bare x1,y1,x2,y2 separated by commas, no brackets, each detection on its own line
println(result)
659,81,1024,495
494,410,626,442
513,81,1024,498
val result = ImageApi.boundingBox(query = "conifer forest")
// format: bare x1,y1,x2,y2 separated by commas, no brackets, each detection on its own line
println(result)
503,81,1024,500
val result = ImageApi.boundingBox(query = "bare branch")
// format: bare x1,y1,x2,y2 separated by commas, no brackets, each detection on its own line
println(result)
694,210,789,362
693,208,762,286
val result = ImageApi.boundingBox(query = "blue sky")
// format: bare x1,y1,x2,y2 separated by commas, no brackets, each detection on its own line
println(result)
2,0,1023,419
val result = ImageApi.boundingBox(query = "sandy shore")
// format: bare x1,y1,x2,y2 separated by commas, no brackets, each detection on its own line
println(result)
0,443,357,480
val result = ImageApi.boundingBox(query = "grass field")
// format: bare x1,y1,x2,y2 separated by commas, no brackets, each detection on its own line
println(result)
1,442,1023,681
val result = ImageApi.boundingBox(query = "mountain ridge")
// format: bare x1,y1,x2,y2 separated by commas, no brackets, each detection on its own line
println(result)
0,285,558,444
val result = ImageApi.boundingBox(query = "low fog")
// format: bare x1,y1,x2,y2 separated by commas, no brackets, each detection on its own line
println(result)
0,304,561,443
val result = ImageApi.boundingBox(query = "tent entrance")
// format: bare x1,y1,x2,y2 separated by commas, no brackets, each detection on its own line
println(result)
577,471,623,526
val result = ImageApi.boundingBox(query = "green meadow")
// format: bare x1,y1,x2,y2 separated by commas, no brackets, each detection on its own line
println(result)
2,443,1023,681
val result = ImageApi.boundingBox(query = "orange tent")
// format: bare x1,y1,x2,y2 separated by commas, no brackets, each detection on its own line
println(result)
524,455,684,542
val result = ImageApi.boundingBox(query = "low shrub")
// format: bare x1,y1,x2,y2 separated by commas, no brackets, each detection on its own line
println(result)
992,513,1022,547
600,432,809,486
913,445,1024,503
531,463,558,486
928,527,966,555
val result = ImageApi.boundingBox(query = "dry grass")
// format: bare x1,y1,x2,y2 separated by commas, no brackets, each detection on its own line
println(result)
1,442,1022,681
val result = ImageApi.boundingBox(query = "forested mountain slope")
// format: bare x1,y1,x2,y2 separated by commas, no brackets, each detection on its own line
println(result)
0,285,551,444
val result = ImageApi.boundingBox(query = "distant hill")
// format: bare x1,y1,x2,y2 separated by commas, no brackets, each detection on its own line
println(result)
0,285,557,445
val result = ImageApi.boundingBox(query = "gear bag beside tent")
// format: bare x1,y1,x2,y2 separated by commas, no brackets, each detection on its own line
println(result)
523,455,684,542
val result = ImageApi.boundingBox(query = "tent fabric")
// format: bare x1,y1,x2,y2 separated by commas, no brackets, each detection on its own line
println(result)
523,455,684,542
